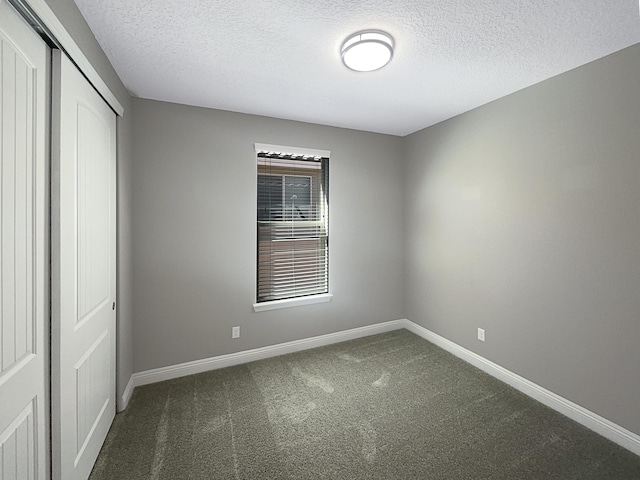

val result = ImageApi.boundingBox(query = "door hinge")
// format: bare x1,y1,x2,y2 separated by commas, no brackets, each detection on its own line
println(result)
112,302,116,310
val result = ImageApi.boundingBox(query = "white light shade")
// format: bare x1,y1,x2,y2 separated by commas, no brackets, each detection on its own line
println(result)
341,31,394,72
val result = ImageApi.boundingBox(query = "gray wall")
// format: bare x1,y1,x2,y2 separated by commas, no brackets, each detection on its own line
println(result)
132,99,405,372
44,0,134,407
404,44,640,436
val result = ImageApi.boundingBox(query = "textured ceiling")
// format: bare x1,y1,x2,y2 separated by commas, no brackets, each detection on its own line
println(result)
74,0,640,136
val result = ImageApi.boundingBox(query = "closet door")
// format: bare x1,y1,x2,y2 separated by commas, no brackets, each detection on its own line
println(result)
0,2,49,479
51,51,116,480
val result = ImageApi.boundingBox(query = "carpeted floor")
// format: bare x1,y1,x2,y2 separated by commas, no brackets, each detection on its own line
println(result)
89,330,640,479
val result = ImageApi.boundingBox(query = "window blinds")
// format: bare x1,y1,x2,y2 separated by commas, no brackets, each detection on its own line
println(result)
256,149,329,303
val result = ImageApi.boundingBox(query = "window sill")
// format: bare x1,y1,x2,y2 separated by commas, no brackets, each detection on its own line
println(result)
253,293,333,312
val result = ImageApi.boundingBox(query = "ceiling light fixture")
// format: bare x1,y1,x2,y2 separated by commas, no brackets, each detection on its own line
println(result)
341,30,394,72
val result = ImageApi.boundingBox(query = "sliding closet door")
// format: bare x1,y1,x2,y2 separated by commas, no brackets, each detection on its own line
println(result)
51,51,116,480
0,2,49,479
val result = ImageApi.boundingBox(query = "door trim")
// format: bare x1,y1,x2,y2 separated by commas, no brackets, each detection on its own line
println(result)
7,0,124,116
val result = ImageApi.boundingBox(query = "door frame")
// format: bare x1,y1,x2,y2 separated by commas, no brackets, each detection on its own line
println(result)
7,0,124,116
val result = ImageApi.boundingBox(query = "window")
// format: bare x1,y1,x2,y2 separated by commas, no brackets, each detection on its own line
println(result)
255,144,330,306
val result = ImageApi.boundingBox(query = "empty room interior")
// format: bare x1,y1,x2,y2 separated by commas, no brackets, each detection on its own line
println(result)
2,0,640,479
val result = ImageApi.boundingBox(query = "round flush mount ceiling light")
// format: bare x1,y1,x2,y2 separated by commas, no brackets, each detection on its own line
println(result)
341,30,394,72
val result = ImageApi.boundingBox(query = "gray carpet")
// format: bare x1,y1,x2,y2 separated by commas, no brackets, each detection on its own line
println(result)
90,330,640,479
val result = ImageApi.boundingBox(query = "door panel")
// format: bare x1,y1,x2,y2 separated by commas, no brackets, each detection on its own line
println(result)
0,2,49,479
77,102,112,325
52,51,116,480
0,401,37,480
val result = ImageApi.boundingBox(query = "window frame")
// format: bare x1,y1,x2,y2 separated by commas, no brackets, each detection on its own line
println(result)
253,143,332,312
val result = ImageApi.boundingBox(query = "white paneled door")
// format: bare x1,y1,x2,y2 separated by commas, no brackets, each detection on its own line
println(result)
51,51,117,480
0,2,49,479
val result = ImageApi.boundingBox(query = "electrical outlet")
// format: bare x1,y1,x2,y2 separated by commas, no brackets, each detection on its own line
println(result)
477,328,485,342
232,326,240,339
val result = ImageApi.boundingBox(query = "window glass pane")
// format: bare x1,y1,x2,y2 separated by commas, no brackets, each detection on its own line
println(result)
284,175,311,220
257,174,283,221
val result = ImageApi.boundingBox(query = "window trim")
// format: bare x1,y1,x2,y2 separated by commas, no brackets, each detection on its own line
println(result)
252,293,333,312
255,143,331,160
254,143,331,308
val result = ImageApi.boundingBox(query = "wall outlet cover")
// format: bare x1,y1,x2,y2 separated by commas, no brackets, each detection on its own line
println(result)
478,328,485,342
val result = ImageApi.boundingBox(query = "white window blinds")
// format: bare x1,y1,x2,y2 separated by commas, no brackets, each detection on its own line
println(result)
256,145,329,303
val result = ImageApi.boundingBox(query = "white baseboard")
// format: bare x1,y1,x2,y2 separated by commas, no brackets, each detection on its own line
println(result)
403,320,640,457
118,375,135,411
125,317,640,457
131,319,407,389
